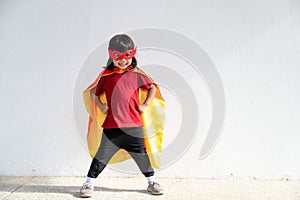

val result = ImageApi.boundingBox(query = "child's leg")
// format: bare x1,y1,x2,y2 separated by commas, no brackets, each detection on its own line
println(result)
122,128,164,195
81,129,122,197
86,130,121,179
121,127,155,178
129,151,155,178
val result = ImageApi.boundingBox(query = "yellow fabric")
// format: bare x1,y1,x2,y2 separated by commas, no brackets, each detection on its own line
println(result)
82,68,165,169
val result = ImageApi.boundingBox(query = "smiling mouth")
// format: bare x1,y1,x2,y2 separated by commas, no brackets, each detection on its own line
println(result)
119,62,128,67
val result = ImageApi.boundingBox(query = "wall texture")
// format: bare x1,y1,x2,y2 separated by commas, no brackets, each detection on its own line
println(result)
0,0,299,179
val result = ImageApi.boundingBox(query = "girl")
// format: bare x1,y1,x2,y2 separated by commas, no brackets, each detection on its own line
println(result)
80,34,165,198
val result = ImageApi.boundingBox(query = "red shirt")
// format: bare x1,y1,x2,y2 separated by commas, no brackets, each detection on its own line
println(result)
95,70,153,128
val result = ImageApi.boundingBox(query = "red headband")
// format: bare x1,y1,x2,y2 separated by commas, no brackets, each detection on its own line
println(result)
108,48,136,61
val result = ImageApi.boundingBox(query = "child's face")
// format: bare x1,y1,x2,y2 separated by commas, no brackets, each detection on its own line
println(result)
109,49,135,69
113,57,132,69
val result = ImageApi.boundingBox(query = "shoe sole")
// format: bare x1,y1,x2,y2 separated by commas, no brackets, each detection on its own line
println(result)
147,189,164,195
80,193,93,198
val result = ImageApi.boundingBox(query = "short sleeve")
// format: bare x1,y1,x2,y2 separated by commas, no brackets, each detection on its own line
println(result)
138,74,154,90
95,77,105,96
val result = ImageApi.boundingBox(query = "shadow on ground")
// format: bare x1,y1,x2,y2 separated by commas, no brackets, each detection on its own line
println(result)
0,183,149,199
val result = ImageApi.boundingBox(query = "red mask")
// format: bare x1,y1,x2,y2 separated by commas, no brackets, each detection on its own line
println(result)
108,48,136,61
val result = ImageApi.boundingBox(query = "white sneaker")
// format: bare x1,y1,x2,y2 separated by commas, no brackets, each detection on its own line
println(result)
80,182,94,198
147,182,164,195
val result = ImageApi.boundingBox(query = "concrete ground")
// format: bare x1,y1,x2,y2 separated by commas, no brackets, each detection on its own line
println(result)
0,177,300,200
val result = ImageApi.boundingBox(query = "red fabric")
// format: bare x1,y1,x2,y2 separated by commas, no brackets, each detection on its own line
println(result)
112,65,133,72
108,48,136,61
95,70,153,128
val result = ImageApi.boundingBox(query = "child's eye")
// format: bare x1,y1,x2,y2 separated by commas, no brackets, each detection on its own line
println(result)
114,53,120,58
126,53,131,57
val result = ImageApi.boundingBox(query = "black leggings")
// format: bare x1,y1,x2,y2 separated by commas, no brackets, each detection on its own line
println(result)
87,127,154,178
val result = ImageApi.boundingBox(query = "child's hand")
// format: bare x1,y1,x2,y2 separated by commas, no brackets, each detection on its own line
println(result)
139,104,148,113
99,103,109,114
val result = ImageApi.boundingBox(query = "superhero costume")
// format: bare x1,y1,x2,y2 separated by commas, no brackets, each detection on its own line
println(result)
82,67,165,169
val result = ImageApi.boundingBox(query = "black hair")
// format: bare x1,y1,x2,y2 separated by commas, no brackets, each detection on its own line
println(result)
105,34,137,70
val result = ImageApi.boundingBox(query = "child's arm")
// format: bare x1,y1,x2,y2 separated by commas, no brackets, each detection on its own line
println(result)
91,87,109,114
139,84,157,113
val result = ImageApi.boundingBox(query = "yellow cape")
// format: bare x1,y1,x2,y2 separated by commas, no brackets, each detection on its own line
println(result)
82,67,165,169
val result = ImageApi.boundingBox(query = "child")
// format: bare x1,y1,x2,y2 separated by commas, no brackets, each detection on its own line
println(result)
80,34,165,198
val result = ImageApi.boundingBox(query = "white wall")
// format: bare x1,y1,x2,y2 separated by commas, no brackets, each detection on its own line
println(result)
1,0,300,179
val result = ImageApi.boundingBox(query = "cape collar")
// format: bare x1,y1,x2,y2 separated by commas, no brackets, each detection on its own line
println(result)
108,65,134,73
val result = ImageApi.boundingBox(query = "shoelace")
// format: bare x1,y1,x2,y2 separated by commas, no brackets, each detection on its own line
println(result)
82,183,92,189
150,182,159,186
